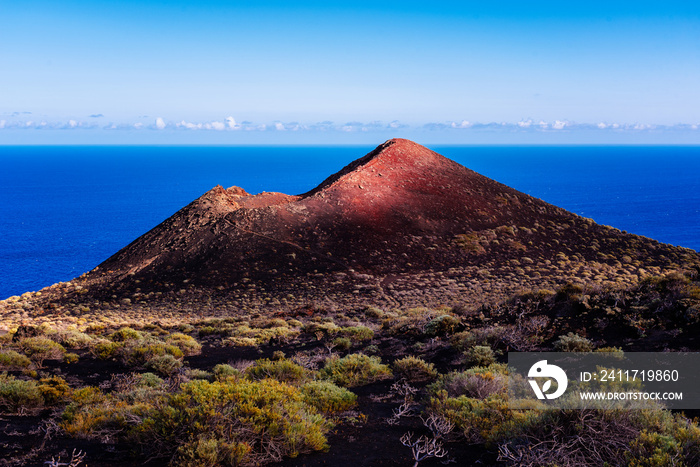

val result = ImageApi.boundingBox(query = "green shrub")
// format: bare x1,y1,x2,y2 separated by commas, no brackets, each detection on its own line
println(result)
18,336,66,367
38,376,72,405
212,364,238,381
341,326,374,341
429,391,536,444
221,323,299,345
627,430,682,466
125,340,183,367
110,327,143,342
454,232,485,253
178,324,196,334
145,354,183,376
92,340,122,359
382,308,436,337
364,306,384,319
424,315,461,336
198,325,224,337
0,373,44,413
143,324,168,336
627,417,700,466
187,369,213,382
465,345,497,367
135,378,331,465
303,322,341,337
138,373,165,388
222,336,259,347
97,332,188,367
260,318,288,328
85,324,106,335
53,328,93,349
167,333,202,356
61,387,147,440
252,326,300,345
320,354,392,387
451,326,508,351
65,386,103,411
0,350,32,369
430,365,508,399
392,356,438,382
300,381,357,414
554,332,593,352
332,337,352,351
62,388,107,436
246,359,308,385
0,333,11,346
64,352,79,364
174,437,251,467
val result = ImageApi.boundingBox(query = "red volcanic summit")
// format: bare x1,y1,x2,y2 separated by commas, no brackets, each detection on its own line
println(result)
77,138,696,310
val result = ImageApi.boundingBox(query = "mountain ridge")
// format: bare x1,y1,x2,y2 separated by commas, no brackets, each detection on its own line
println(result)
2,139,698,325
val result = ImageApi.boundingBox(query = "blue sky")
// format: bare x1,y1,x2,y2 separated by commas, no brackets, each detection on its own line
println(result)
1,1,699,143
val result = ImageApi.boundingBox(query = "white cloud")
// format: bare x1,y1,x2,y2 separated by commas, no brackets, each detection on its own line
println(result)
340,122,364,132
5,116,700,138
209,121,225,130
226,116,240,130
450,120,472,129
177,120,201,130
174,119,233,130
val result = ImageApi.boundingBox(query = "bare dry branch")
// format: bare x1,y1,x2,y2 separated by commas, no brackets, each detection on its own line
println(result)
400,432,448,467
390,380,418,402
421,413,454,440
44,449,86,467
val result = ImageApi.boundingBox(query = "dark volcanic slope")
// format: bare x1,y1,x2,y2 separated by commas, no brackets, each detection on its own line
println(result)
28,139,700,314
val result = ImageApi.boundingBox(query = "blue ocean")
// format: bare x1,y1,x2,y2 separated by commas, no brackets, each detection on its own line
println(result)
1,145,699,300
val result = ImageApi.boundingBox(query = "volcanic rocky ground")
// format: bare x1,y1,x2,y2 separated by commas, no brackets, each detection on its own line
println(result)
2,138,698,328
